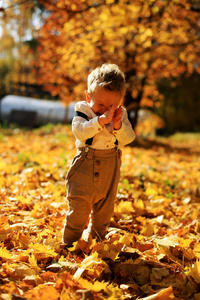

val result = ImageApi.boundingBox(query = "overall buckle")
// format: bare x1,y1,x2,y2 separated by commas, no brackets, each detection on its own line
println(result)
85,145,90,153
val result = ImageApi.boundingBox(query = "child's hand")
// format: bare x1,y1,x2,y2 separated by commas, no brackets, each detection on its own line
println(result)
113,105,123,130
98,105,116,127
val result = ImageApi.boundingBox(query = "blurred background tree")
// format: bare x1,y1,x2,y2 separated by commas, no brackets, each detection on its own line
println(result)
157,72,200,134
0,0,200,132
36,0,200,130
0,0,45,98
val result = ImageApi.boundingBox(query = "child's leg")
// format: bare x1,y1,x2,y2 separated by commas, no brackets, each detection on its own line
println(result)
89,197,115,240
63,196,92,245
88,150,121,240
63,150,94,245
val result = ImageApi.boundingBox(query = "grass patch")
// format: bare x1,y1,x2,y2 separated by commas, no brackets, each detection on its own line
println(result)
170,132,200,142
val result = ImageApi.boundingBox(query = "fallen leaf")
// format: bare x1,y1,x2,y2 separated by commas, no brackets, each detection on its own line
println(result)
139,286,174,299
189,261,200,283
0,247,12,260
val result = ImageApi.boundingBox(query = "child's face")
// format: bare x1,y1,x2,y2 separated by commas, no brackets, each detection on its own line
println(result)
85,88,122,116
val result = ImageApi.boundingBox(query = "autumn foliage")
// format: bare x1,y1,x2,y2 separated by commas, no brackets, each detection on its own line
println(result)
0,125,200,299
36,0,200,115
0,0,200,131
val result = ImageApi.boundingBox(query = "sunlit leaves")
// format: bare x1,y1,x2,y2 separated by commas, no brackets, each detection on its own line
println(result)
0,247,12,260
0,125,200,299
35,0,200,107
189,261,200,284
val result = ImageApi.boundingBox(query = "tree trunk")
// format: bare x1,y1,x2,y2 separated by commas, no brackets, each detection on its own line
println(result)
124,76,147,130
123,91,140,129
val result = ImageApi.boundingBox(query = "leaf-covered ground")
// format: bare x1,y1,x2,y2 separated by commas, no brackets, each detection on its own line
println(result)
0,125,200,300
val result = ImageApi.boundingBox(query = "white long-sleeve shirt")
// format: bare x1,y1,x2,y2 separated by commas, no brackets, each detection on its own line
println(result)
72,101,136,150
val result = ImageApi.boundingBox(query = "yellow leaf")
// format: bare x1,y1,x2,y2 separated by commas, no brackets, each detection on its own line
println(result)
152,6,159,13
194,243,200,259
145,28,153,37
8,263,37,280
189,261,200,283
80,251,100,268
134,199,145,215
0,281,19,294
78,278,108,292
79,278,123,298
143,40,152,48
101,244,119,261
119,234,134,247
143,223,154,237
17,195,31,204
195,221,200,233
179,238,193,248
29,243,57,257
145,188,158,196
0,247,12,260
0,161,6,171
115,201,133,215
29,254,40,271
182,248,195,260
57,2,63,8
106,0,115,4
60,287,71,300
119,27,129,34
71,4,76,10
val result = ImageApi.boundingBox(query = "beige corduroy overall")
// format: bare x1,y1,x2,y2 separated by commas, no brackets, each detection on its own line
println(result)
63,147,121,245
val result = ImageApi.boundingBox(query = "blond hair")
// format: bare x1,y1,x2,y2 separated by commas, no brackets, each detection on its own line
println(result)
87,63,126,97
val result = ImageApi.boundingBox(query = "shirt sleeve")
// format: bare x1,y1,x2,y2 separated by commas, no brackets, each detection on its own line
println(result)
112,108,136,146
72,103,103,142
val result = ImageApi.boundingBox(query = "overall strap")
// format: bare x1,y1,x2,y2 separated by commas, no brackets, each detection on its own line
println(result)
76,110,118,150
76,111,89,121
76,111,93,146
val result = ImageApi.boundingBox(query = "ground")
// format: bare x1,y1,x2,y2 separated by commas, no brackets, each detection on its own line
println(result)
0,124,200,300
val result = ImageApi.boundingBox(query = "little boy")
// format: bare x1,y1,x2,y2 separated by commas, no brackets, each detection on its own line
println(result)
63,63,136,246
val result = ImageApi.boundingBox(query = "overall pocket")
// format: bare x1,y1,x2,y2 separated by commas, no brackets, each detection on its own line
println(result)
66,153,86,182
